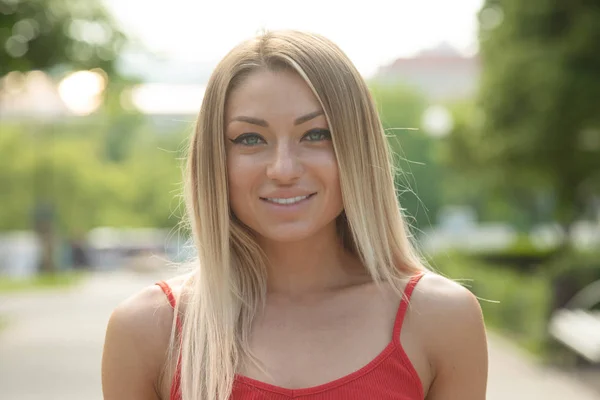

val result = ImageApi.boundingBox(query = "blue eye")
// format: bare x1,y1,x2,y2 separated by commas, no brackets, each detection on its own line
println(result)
231,133,266,146
304,129,331,142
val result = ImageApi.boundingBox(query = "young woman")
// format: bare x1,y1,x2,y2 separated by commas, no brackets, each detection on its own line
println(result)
101,30,488,400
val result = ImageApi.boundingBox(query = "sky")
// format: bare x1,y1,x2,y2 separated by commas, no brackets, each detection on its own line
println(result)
103,0,484,81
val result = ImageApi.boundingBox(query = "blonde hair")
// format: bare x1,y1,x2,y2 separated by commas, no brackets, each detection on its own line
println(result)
175,30,427,400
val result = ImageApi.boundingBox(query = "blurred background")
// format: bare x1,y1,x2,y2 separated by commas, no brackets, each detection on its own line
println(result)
1,0,599,399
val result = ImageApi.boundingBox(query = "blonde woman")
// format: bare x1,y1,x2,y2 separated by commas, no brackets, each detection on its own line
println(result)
101,30,488,400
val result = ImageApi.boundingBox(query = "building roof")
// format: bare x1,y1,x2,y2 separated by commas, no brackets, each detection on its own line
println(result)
374,43,480,100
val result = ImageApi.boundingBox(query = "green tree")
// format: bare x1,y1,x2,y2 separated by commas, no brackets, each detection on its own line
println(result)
1,0,132,273
369,83,443,230
476,0,600,233
441,101,548,230
0,126,35,231
0,0,126,76
0,122,185,234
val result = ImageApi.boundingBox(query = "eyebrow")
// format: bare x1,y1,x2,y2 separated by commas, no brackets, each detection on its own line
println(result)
229,110,324,127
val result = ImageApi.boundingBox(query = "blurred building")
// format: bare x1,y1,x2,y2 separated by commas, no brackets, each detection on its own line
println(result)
374,43,480,101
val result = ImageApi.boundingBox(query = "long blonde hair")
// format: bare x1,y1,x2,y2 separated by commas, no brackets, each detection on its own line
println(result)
175,30,427,400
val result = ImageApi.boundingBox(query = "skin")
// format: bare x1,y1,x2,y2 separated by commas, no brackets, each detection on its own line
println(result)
101,69,488,400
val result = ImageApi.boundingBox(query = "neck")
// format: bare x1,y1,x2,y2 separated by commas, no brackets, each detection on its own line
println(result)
257,224,368,298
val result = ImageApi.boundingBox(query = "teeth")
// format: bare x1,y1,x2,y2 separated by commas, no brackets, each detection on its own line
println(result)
265,195,310,205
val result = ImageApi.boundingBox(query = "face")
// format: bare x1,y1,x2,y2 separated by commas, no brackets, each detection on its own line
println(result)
225,69,344,243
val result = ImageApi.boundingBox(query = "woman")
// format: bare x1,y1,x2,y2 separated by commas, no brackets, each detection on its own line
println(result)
101,30,488,400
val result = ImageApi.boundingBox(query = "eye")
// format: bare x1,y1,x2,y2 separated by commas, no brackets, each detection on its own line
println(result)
303,129,331,142
230,133,266,146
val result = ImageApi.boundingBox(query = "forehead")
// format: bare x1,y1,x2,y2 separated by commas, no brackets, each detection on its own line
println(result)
226,69,323,119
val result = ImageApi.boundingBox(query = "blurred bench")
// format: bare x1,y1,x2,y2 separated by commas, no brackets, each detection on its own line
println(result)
549,280,600,363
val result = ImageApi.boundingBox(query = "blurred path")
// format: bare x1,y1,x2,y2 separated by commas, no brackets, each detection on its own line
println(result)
0,269,175,400
486,333,600,400
0,269,598,400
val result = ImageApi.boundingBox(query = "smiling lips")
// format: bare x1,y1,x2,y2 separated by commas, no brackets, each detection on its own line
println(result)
261,193,316,205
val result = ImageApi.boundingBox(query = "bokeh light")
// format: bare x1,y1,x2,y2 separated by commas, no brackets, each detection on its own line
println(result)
422,105,454,137
57,70,108,115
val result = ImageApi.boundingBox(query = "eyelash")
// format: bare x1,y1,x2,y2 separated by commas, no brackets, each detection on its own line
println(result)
230,129,331,146
304,129,332,142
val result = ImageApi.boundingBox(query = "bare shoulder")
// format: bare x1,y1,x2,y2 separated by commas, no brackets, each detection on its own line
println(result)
410,272,487,350
101,274,190,400
411,272,484,323
410,272,488,400
106,280,177,349
106,273,190,342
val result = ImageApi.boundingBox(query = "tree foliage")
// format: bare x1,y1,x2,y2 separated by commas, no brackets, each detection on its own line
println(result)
370,83,444,230
0,121,186,235
0,0,127,76
476,0,600,228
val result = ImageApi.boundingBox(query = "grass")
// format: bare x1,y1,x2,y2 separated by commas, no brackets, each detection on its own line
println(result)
0,270,87,294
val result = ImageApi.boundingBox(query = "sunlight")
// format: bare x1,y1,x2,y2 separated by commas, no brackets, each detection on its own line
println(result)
57,70,107,116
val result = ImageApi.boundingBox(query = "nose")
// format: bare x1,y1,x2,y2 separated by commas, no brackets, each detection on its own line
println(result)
266,141,303,184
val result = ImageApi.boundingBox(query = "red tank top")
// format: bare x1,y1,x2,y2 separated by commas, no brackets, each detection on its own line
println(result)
156,273,425,400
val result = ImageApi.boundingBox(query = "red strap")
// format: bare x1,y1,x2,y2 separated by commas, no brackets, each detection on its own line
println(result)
170,355,182,400
156,281,177,308
392,273,425,345
156,281,183,335
156,281,183,400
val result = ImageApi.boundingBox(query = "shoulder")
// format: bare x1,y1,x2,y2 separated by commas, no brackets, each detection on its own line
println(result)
101,274,190,399
409,272,488,398
109,273,190,328
410,272,483,322
105,273,191,356
106,281,176,348
410,272,486,353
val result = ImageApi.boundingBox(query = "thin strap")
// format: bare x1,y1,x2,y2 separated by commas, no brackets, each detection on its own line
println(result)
392,272,425,345
170,357,182,400
155,281,183,400
156,281,177,308
156,281,183,335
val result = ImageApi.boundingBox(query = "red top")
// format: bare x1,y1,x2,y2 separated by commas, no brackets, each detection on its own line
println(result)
156,273,425,400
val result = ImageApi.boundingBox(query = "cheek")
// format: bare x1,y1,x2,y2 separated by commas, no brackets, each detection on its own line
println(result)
228,157,247,194
326,154,343,209
227,154,261,213
305,148,343,208
311,148,341,186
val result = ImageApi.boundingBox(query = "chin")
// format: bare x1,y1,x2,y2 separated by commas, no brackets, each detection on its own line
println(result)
256,223,319,243
252,217,340,244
